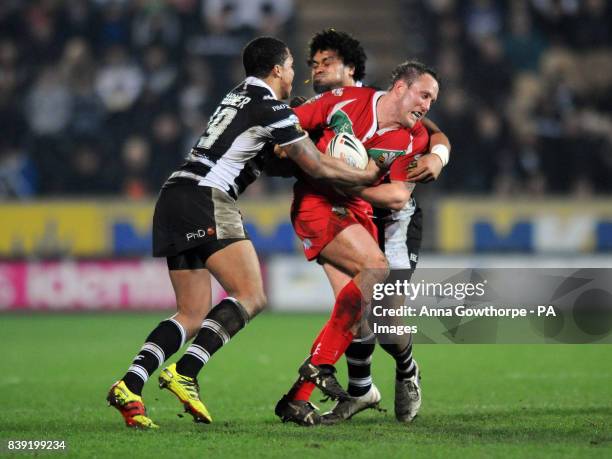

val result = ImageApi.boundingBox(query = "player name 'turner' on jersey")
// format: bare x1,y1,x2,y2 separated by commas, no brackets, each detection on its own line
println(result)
164,76,307,199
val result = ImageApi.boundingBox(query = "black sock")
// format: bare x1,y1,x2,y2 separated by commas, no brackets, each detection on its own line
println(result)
380,341,415,380
345,333,376,397
176,298,249,378
123,318,186,395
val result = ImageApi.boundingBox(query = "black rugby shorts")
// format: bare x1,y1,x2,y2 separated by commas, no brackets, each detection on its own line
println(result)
152,184,248,270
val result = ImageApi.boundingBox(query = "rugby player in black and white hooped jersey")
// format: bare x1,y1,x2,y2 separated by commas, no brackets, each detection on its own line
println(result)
286,29,451,425
106,36,387,429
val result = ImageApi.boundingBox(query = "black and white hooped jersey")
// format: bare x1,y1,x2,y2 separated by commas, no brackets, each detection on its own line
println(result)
165,76,307,198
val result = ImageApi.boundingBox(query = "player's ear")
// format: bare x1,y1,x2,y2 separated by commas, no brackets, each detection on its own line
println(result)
394,78,407,95
347,65,355,78
272,64,282,78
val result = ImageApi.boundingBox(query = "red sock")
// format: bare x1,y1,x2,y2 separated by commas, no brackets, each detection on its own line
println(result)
292,381,316,401
311,280,363,366
310,324,327,355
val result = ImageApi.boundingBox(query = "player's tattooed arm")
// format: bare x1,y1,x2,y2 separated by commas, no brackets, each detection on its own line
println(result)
281,138,381,186
407,118,451,183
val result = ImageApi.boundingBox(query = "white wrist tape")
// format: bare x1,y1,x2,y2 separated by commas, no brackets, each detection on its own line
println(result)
430,144,449,167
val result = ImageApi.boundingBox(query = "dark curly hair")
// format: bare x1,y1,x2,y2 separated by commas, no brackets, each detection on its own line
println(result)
308,29,367,82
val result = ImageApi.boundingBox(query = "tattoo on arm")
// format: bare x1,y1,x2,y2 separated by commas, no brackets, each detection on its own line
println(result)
282,138,375,186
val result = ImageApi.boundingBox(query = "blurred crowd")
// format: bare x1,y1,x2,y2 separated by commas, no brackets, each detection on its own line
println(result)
402,0,612,196
0,0,295,198
0,0,611,199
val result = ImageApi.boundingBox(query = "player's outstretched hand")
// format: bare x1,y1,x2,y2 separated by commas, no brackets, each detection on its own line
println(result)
405,153,443,183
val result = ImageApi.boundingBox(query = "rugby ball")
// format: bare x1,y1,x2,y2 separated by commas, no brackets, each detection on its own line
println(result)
326,133,368,170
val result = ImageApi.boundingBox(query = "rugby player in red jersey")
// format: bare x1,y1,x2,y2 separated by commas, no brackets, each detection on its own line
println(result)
274,54,441,425
298,29,451,425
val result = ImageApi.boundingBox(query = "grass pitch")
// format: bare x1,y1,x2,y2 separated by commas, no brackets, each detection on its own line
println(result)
1,312,611,458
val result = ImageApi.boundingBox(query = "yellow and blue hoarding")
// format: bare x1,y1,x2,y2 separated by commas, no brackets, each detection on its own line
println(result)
438,198,612,253
0,198,296,257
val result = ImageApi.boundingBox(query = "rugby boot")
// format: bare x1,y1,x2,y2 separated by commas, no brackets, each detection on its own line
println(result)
321,384,382,424
158,363,212,423
274,394,322,426
107,380,159,429
395,361,421,422
298,359,350,401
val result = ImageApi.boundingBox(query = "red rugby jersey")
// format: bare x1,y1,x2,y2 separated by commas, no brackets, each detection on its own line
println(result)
293,86,429,201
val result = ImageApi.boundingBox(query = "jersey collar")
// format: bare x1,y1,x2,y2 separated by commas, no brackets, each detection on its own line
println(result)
364,91,387,141
244,76,277,99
